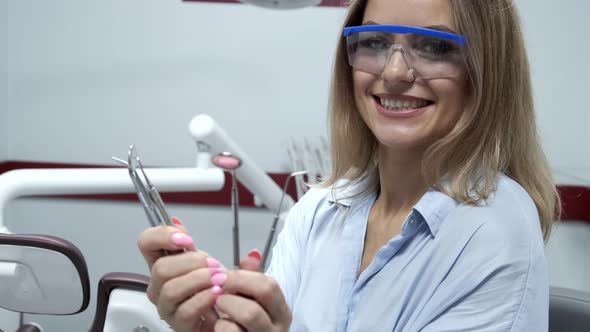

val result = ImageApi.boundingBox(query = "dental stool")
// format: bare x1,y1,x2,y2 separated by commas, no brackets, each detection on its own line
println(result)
549,286,590,332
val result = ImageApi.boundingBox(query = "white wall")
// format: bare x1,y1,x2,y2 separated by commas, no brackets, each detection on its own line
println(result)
4,0,343,170
1,0,589,331
518,0,590,178
0,0,9,162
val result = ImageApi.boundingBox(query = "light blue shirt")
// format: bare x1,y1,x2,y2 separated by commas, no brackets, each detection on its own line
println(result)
267,174,548,332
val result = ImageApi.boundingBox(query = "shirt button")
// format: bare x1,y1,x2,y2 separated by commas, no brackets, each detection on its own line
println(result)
410,217,415,224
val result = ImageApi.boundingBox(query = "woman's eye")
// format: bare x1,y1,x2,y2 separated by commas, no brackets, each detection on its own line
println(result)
359,37,390,51
415,38,457,56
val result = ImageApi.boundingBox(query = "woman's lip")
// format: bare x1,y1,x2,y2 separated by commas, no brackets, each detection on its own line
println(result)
374,98,431,119
374,94,434,103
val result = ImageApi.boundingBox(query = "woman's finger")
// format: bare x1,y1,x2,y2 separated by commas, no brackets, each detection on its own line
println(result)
157,265,224,331
215,294,272,331
222,270,290,325
214,318,247,332
169,287,222,331
239,249,262,272
158,267,221,317
170,216,191,235
137,225,196,269
148,251,214,303
199,307,219,332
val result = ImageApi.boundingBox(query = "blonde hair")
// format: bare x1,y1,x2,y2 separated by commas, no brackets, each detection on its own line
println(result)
323,0,560,240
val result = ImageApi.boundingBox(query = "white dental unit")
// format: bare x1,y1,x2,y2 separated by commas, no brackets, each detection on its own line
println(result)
0,114,296,332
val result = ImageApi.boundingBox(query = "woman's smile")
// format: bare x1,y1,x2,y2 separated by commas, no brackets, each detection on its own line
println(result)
373,94,434,119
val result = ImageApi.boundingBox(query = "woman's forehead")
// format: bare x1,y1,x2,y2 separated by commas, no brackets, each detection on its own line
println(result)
362,0,457,30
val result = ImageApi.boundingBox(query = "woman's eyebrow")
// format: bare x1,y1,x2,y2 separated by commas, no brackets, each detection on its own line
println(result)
424,25,458,34
361,20,380,25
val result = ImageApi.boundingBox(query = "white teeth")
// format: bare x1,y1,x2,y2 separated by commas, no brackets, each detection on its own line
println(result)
379,98,429,110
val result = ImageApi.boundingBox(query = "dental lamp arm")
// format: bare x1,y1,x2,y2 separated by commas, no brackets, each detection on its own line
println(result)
0,167,224,232
190,114,295,213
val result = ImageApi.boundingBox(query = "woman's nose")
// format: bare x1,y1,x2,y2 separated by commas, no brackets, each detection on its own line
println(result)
381,49,416,84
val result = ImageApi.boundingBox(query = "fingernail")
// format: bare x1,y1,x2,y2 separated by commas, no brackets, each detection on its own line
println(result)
206,257,221,268
170,233,193,246
211,285,223,295
211,273,227,286
172,216,183,226
248,248,262,261
209,267,225,276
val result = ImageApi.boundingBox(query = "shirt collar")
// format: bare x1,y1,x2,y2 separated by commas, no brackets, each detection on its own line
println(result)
327,176,373,208
413,189,457,237
327,176,457,237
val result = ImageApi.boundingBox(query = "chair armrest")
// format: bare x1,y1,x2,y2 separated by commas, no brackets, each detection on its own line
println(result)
89,272,150,332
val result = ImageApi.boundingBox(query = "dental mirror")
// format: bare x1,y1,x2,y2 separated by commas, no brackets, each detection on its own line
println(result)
211,152,243,268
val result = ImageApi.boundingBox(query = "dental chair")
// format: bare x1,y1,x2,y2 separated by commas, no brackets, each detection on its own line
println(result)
0,233,171,332
89,272,169,332
549,286,590,332
0,233,90,331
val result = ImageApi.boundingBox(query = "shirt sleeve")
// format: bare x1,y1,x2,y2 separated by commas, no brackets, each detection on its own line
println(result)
265,191,313,310
418,218,549,332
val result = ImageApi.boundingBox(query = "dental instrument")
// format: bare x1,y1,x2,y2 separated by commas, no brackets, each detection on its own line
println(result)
286,140,302,200
211,152,243,268
112,146,173,228
113,146,189,257
189,114,295,212
260,170,307,271
288,137,306,199
303,138,318,185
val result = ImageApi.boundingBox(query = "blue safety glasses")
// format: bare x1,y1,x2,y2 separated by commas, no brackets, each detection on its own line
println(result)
343,24,467,79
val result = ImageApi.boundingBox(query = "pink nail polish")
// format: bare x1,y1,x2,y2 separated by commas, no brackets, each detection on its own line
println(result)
206,257,221,268
209,267,225,276
211,273,227,287
211,285,223,295
171,233,193,246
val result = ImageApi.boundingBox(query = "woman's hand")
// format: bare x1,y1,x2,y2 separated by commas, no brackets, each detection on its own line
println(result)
213,269,292,332
137,219,221,332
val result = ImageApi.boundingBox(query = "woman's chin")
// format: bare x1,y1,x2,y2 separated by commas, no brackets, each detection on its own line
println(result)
374,135,431,153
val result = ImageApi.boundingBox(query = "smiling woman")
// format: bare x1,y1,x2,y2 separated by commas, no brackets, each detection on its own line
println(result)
137,0,560,331
327,0,558,239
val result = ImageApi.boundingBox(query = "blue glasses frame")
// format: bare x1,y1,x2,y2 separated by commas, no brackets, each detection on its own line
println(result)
343,24,467,45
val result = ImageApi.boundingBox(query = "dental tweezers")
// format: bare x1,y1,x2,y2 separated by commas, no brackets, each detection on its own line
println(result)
113,145,173,228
